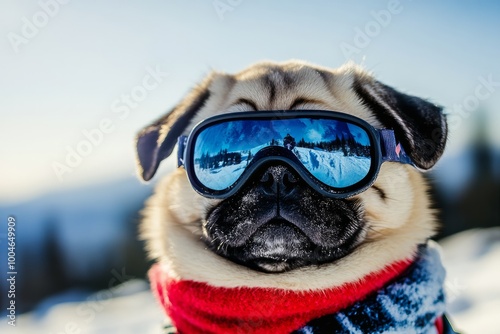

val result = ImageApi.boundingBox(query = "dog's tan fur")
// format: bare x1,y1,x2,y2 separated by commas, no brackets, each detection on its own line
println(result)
140,60,438,290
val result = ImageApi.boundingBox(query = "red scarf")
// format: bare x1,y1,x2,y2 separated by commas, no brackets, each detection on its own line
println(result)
149,259,412,334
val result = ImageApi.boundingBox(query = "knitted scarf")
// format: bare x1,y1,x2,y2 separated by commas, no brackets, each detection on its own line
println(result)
149,243,446,334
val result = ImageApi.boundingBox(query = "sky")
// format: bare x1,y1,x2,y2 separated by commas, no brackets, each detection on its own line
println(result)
1,0,499,202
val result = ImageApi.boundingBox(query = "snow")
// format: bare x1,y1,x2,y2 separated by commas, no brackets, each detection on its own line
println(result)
194,141,371,190
293,147,370,188
194,159,248,190
2,228,498,333
1,280,165,334
440,228,500,334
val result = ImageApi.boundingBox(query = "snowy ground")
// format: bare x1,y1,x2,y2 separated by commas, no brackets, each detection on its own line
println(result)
1,280,165,334
440,228,500,333
195,143,370,190
292,147,370,187
2,228,499,333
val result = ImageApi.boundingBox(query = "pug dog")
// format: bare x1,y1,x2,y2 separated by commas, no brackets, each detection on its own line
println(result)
136,60,453,333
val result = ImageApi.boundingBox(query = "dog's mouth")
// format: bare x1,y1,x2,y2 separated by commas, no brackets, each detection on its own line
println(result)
204,215,363,273
204,206,365,273
242,218,315,272
202,164,366,273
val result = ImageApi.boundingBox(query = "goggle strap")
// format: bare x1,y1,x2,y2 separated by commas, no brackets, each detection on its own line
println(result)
379,129,413,165
177,135,188,168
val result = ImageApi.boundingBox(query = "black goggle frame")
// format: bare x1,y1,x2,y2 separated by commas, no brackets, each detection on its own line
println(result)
177,110,413,199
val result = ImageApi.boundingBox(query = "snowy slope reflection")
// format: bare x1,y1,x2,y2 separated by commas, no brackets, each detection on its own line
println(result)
193,118,372,190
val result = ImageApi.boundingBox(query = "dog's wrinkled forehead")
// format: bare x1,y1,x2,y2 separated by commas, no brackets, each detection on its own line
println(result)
189,62,377,128
135,60,447,182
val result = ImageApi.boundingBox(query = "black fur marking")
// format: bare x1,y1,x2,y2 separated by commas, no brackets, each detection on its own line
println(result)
136,88,211,181
316,69,332,90
372,185,387,200
157,89,210,161
289,97,324,110
353,79,447,170
136,126,161,181
282,71,295,88
235,98,258,111
264,75,276,105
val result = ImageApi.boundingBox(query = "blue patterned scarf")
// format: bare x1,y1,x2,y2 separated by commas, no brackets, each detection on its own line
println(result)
294,242,447,334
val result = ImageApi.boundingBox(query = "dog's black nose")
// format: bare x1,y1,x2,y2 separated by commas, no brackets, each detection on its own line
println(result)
259,165,299,197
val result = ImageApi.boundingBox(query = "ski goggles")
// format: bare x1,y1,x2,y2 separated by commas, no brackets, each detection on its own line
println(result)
177,110,413,199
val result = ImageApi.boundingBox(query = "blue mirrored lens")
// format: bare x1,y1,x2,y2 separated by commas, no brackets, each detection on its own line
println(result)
193,118,372,190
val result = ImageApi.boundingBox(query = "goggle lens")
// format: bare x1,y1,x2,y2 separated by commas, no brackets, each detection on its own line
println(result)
192,117,373,191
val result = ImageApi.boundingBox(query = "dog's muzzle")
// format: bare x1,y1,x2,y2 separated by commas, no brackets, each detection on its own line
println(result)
202,163,366,273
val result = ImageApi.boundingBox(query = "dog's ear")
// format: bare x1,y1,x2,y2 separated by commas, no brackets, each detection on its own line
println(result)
135,74,215,181
353,75,447,170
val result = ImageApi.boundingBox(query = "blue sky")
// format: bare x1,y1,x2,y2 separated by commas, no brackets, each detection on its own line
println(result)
1,0,499,202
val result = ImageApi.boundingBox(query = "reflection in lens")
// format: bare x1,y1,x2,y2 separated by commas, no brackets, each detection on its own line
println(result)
293,147,371,188
193,117,372,190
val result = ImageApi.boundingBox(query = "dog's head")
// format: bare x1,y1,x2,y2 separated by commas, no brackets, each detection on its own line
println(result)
136,61,446,283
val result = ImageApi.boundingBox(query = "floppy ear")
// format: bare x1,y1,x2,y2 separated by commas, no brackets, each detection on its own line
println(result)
135,74,214,181
353,76,447,170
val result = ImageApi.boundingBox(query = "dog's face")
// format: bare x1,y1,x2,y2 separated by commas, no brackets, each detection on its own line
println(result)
136,61,447,283
204,163,365,272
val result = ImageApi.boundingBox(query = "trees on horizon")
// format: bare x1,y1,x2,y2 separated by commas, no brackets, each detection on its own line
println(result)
296,135,370,157
198,149,242,169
